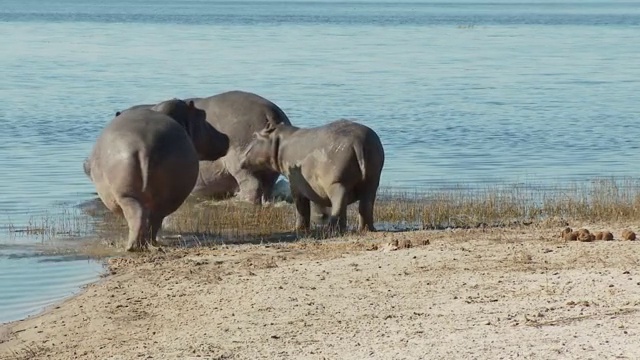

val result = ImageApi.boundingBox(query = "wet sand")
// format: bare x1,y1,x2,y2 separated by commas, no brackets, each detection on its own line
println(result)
1,222,640,360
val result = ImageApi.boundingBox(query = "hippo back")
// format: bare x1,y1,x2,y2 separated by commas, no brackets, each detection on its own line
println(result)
189,90,292,151
102,108,197,164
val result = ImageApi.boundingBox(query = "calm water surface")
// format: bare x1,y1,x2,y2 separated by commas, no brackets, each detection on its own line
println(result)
1,0,639,324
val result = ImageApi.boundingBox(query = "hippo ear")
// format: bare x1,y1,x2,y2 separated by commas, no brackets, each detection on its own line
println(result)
258,128,272,137
115,111,121,117
259,123,277,137
186,100,198,118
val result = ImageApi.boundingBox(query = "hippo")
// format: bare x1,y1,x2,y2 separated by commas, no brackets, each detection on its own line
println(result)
85,99,229,251
239,119,385,233
105,90,292,204
186,91,293,204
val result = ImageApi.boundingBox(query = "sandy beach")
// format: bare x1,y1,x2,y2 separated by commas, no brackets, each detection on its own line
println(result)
1,222,640,360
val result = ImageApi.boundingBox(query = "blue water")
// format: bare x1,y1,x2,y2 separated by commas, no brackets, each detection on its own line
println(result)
1,0,639,324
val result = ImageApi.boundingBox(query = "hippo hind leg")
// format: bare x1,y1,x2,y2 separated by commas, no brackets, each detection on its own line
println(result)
231,167,263,205
119,196,150,251
357,182,378,232
311,202,330,226
256,170,279,204
357,195,376,232
149,213,165,247
326,183,348,235
292,189,311,231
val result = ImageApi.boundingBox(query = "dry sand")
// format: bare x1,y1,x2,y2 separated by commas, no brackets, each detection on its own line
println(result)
1,223,640,360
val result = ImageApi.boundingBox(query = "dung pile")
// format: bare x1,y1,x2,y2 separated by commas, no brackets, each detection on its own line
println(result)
560,227,635,242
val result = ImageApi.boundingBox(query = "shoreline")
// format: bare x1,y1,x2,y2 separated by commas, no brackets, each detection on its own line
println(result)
0,248,107,328
2,222,640,359
0,272,108,329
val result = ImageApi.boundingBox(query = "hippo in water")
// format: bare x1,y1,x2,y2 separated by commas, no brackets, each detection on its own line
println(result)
239,119,385,233
104,90,292,205
186,91,293,204
85,99,229,251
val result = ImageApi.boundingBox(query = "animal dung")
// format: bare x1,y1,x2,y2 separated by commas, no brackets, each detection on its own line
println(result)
577,228,594,242
562,228,616,242
379,239,413,252
621,229,636,241
577,228,590,235
398,239,413,249
564,231,578,241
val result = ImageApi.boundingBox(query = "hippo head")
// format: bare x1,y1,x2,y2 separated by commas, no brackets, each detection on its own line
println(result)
152,99,229,161
151,98,204,129
240,124,280,172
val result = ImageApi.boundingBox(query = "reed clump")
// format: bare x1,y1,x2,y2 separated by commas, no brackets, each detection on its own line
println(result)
166,199,294,240
165,177,640,236
4,208,93,241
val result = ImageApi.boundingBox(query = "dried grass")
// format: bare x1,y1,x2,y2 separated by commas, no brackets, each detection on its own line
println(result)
5,177,640,256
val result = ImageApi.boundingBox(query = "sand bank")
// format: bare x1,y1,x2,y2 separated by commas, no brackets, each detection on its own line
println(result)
1,223,640,359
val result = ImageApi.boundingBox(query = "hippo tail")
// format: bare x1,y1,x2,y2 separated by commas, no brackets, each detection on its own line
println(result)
354,145,367,182
138,151,150,193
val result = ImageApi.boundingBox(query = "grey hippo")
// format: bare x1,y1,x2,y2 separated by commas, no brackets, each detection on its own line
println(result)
84,99,229,251
239,119,385,233
105,90,293,204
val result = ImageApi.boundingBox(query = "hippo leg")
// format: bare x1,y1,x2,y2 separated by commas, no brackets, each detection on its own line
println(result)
234,170,264,204
256,170,279,204
292,191,311,231
327,184,348,234
149,213,165,247
310,203,330,226
357,181,379,232
120,197,150,251
357,195,377,232
338,207,347,231
227,157,263,204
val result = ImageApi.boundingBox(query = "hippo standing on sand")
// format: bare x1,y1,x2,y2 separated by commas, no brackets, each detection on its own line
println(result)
240,119,385,232
107,90,292,204
85,99,229,251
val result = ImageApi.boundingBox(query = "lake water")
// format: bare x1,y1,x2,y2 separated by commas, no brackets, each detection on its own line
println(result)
1,0,639,324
